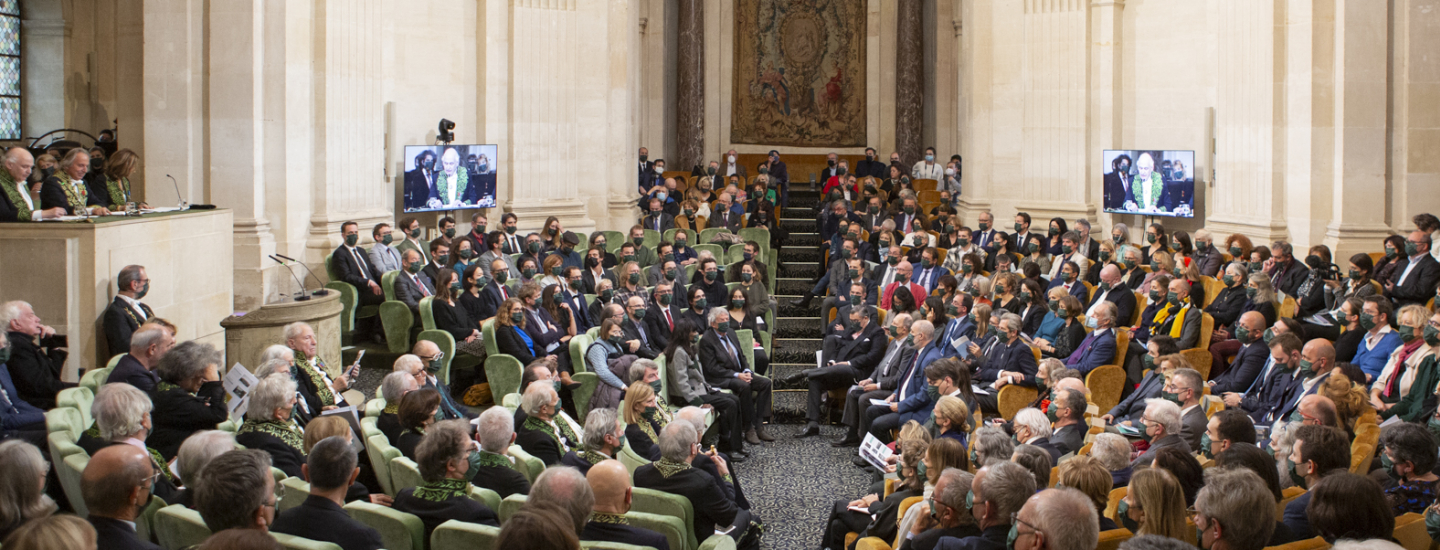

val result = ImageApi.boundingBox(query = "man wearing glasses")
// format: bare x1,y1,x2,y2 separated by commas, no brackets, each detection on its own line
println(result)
902,468,981,550
1194,468,1280,550
82,444,165,550
1130,399,1189,468
193,449,278,532
1008,488,1101,550
935,461,1034,550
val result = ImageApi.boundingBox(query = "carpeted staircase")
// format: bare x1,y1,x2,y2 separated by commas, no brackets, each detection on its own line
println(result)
769,188,828,424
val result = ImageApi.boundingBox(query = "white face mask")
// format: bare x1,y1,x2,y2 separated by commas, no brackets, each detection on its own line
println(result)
728,155,736,163
655,166,664,174
945,168,955,176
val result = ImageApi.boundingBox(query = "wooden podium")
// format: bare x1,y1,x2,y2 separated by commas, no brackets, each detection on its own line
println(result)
219,290,343,375
0,209,234,381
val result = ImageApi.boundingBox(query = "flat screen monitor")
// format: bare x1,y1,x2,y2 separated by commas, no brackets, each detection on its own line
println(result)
401,144,498,213
1101,149,1195,218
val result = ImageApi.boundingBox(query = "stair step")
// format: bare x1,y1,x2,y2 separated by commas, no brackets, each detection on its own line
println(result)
776,278,815,296
774,338,823,364
777,298,821,317
773,317,823,338
782,263,822,280
768,363,812,390
779,218,814,233
783,206,818,218
786,233,824,247
770,391,806,423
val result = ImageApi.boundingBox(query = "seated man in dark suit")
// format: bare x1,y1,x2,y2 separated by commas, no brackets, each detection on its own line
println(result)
790,307,887,438
1167,367,1209,451
1226,332,1298,424
1280,425,1351,540
825,283,879,339
1130,398,1191,467
900,468,982,550
700,308,774,444
1011,408,1064,464
0,333,48,448
1083,265,1135,334
1046,386,1088,456
333,221,385,341
471,406,531,498
106,324,172,393
513,381,580,465
395,249,435,320
644,282,683,351
934,461,1035,550
1208,311,1269,395
475,259,513,322
642,196,675,233
633,422,757,550
560,408,624,475
392,420,499,542
81,445,164,550
967,313,1039,416
1,300,76,409
270,437,384,550
1062,301,1117,375
235,374,308,478
102,264,155,358
585,459,672,550
621,295,660,360
79,383,181,503
39,149,110,216
1386,230,1440,309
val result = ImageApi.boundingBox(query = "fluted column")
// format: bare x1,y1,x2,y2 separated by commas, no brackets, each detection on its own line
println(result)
894,0,923,165
1325,0,1391,259
1090,0,1125,234
674,0,704,172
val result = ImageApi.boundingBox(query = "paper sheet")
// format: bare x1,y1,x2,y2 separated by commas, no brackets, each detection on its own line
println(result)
870,398,890,407
858,433,894,470
222,363,258,422
951,335,972,359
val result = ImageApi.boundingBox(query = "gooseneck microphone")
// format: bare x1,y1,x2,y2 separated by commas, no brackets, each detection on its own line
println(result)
275,253,327,296
268,255,310,301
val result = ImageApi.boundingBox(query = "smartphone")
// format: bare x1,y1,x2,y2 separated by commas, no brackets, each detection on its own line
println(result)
347,350,365,378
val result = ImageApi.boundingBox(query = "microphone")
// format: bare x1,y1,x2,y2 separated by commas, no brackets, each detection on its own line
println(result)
269,255,310,301
275,254,327,296
165,174,189,210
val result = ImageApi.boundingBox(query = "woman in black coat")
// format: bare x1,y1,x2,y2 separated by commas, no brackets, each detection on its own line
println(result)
149,341,229,459
494,298,543,365
431,268,485,357
394,389,441,460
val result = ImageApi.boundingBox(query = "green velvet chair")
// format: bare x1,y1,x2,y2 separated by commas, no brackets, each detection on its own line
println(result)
279,476,311,513
663,228,680,243
134,496,168,545
217,419,238,433
47,432,84,466
345,500,426,550
81,359,118,393
692,243,723,260
56,387,94,429
45,406,83,439
416,329,456,386
569,333,593,374
507,446,544,484
430,519,500,550
379,301,415,354
498,493,527,523
724,281,742,295
468,486,502,512
618,437,650,475
737,227,770,248
572,372,599,421
364,398,386,419
272,532,343,550
735,330,755,376
684,263,697,283
360,416,382,438
581,542,658,550
389,456,424,493
724,246,746,265
698,227,732,245
58,452,89,517
766,248,777,293
642,229,663,248
366,433,401,496
484,354,523,405
419,296,437,332
624,511,688,550
154,504,211,550
324,253,379,336
631,487,698,550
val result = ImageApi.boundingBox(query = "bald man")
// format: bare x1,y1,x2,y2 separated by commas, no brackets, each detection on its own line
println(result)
583,460,671,550
1209,311,1269,394
83,445,163,550
412,340,471,421
1273,338,1337,423
0,148,65,222
1084,264,1136,325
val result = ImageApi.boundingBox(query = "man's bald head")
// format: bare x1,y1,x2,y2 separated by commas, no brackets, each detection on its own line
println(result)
675,406,707,436
3,147,33,182
1299,394,1339,427
1053,377,1088,397
412,340,439,358
1240,311,1265,332
1168,278,1191,298
586,459,632,513
1301,339,1336,377
1099,264,1120,284
82,444,153,519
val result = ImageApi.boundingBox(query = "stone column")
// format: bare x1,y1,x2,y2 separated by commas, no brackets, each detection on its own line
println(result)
674,0,703,171
129,0,205,208
20,0,64,139
1089,0,1125,234
1324,0,1391,259
894,0,923,165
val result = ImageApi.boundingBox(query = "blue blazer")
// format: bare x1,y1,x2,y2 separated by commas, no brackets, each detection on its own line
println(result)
562,290,592,332
1242,359,1294,424
1063,329,1116,375
895,342,943,402
1212,341,1268,394
973,338,1038,386
1271,372,1330,424
936,318,977,358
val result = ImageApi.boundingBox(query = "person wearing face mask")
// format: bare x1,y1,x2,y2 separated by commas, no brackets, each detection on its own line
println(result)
909,147,944,181
332,221,386,342
1378,309,1440,423
431,268,486,357
719,149,747,178
79,383,181,505
403,149,438,209
1377,422,1440,515
1126,398,1189,468
436,216,458,249
557,408,626,476
640,157,667,199
514,379,580,467
394,249,436,321
393,217,429,264
235,374,308,478
966,314,1038,416
1279,424,1351,539
1266,339,1337,426
791,308,887,438
471,259,512,322
822,159,855,197
1350,296,1402,382
1191,468,1277,550
102,264,155,358
423,240,451,288
700,308,774,445
932,461,1033,550
901,468,981,550
82,444,167,550
1385,230,1440,309
1101,337,1179,427
367,222,403,273
641,196,675,234
850,147,882,179
1205,310,1270,398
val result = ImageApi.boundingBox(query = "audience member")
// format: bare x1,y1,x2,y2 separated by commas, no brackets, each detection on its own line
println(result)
171,431,235,508
1377,422,1440,515
1011,488,1099,550
0,441,55,541
101,265,155,358
1,514,96,550
584,460,670,549
0,332,48,447
472,406,530,498
934,461,1034,550
148,341,226,458
1193,468,1276,550
391,419,499,540
1090,433,1134,486
1131,399,1189,467
235,374,306,478
904,468,980,550
394,388,440,460
1,300,75,409
269,437,382,550
193,450,275,532
633,422,755,549
559,408,623,475
1306,472,1395,543
515,381,579,465
495,503,579,550
1056,456,1119,532
1120,467,1188,542
1282,425,1351,539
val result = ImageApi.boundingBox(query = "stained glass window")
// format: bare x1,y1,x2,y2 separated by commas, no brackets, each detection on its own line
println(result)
0,0,19,140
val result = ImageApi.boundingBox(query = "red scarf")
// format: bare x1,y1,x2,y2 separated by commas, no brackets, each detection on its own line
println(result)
1384,338,1427,398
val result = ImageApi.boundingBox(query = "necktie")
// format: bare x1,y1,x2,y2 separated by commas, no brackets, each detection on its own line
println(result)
351,249,370,280
415,275,430,296
500,286,509,300
654,216,661,231
665,309,673,331
721,335,738,363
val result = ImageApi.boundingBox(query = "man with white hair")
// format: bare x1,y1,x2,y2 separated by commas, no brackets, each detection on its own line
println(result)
284,322,351,413
529,466,596,536
0,147,66,221
408,341,472,421
1012,408,1063,464
1130,398,1189,467
1089,433,1135,486
1,300,76,409
105,325,173,393
1085,264,1136,327
172,430,235,507
700,307,773,444
1063,301,1117,375
0,332,50,447
514,380,580,465
936,461,1036,550
585,459,671,549
1190,229,1224,277
377,371,417,442
1009,488,1100,550
904,468,981,549
235,374,307,477
560,408,624,475
968,312,1038,416
633,422,757,550
79,383,180,502
472,406,530,498
675,406,751,510
1192,468,1276,550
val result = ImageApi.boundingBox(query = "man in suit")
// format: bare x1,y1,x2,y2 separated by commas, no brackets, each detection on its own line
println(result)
820,259,876,328
968,314,1039,416
1264,241,1311,298
475,259,513,322
1102,154,1134,211
367,223,404,274
1209,312,1268,394
559,409,624,475
1063,302,1117,374
103,265,155,358
637,147,655,195
972,211,999,253
1265,339,1336,426
1102,336,1179,426
934,294,976,358
0,148,66,222
105,325,172,392
711,192,742,233
81,445,165,550
880,261,926,311
766,150,789,207
40,149,110,216
1190,229,1225,277
700,308,773,444
836,313,916,447
559,267,593,334
865,321,944,443
644,283,682,351
0,332,49,447
1071,219,1102,263
642,196,675,233
421,239,451,285
858,196,889,240
894,468,982,550
1387,230,1440,308
913,248,947,293
1131,399,1191,467
826,283,880,339
471,406,532,498
271,437,384,550
1084,265,1135,327
1013,408,1064,464
1046,260,1089,303
633,422,756,550
584,460,672,550
1226,331,1298,424
79,384,181,503
872,244,903,289
1281,425,1351,540
403,149,437,209
620,296,659,360
394,249,435,320
411,341,472,421
648,256,690,311
1167,368,1208,451
935,462,1034,550
1048,387,1088,455
2,300,75,409
1010,212,1034,252
334,221,385,341
791,307,887,437
514,381,579,465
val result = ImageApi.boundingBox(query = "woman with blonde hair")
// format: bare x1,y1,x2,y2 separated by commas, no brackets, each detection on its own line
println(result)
1119,467,1190,541
99,149,144,210
1058,455,1121,531
0,441,56,541
971,303,994,342
1,514,95,550
1142,250,1175,291
1319,370,1371,433
1372,304,1434,418
932,395,971,445
621,381,666,461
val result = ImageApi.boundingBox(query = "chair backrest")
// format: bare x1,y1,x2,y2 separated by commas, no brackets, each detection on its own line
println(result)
80,364,113,393
579,542,656,550
508,446,545,483
618,437,651,474
570,332,594,374
382,271,400,302
278,476,312,513
1104,487,1126,520
1095,528,1133,550
624,511,687,550
468,485,502,512
997,385,1038,421
45,406,84,439
47,431,84,465
631,486,698,550
154,504,212,550
59,452,90,517
483,353,524,402
1277,486,1305,517
499,493,527,523
1265,537,1329,550
134,494,168,545
57,386,95,429
419,296,437,331
344,500,426,550
573,372,600,421
389,456,425,493
1179,348,1214,381
272,532,344,550
431,519,501,550
481,318,499,356
364,398,386,419
366,433,401,495
1084,365,1126,414
1393,512,1430,550
417,329,457,385
735,329,755,375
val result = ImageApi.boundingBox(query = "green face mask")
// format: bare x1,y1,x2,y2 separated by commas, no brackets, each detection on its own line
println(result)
692,297,707,311
715,321,729,333
1117,500,1140,532
1406,241,1420,256
648,380,662,395
1122,259,1136,270
962,264,973,274
528,241,542,253
1287,459,1308,489
1047,299,1059,312
628,272,640,285
381,233,394,245
1027,243,1040,254
1249,261,1264,272
1014,222,1024,233
623,255,637,265
659,294,672,306
1424,325,1440,348
848,268,860,280
1161,390,1182,406
1229,246,1242,257
410,228,423,239
1062,244,1073,255
849,295,862,306
1146,233,1158,244
1099,251,1111,262
1046,404,1059,423
1057,308,1069,318
450,281,463,293
1359,312,1378,331
1148,290,1162,303
344,234,359,246
632,309,647,321
1400,325,1420,344
600,289,614,302
1200,432,1214,459
523,268,537,279
665,269,678,281
511,312,525,324
731,299,745,309
1222,274,1235,286
1296,359,1315,377
1006,523,1020,550
888,256,901,266
643,406,658,416
1234,325,1251,344
957,238,970,248
406,261,423,274
925,384,941,401
879,240,891,249
1141,354,1155,371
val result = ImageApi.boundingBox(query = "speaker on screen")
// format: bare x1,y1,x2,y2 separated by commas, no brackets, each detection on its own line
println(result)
1101,149,1195,218
401,144,499,213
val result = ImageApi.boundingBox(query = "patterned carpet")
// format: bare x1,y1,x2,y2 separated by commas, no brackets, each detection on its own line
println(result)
738,423,873,550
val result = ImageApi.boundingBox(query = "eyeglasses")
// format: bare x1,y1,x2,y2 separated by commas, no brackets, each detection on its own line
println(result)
1010,513,1042,537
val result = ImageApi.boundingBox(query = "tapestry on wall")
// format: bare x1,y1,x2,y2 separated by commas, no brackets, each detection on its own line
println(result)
731,0,867,147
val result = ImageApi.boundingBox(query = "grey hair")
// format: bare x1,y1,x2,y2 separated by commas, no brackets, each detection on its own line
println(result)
0,441,56,529
477,406,515,453
936,468,975,521
980,461,1038,520
252,358,290,380
1091,433,1132,471
974,426,1015,466
1225,262,1250,280
1119,245,1141,261
521,380,557,415
393,354,423,375
1034,488,1101,550
1094,301,1117,325
1143,398,1182,435
1171,368,1203,395
627,359,658,386
891,313,914,332
306,436,358,491
129,325,167,353
0,301,30,331
1012,408,1052,439
117,265,145,292
582,408,620,452
281,322,312,342
156,341,222,384
531,466,595,533
93,383,152,440
250,374,298,420
380,371,414,404
259,344,293,366
1073,219,1092,232
194,449,273,532
706,306,729,325
658,422,698,462
176,431,235,484
1195,468,1276,550
1193,229,1212,241
911,320,935,339
1119,535,1197,550
1000,313,1024,333
1247,273,1277,304
675,406,707,435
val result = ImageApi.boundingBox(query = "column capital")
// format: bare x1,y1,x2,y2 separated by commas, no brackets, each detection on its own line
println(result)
20,18,68,37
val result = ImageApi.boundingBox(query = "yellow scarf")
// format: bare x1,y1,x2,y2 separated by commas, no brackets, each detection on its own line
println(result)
1150,302,1191,338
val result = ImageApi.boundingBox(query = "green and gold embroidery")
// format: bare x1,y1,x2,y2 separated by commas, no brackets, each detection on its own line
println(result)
653,458,691,479
106,177,132,209
411,477,469,502
524,416,579,449
583,449,610,466
382,403,399,415
434,168,469,205
59,179,88,212
237,419,305,452
148,447,175,483
476,450,514,470
292,350,338,407
0,171,31,220
156,381,183,394
591,512,628,525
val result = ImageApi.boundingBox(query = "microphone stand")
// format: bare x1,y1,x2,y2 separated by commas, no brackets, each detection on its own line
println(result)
268,255,310,301
275,254,327,297
165,174,190,211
